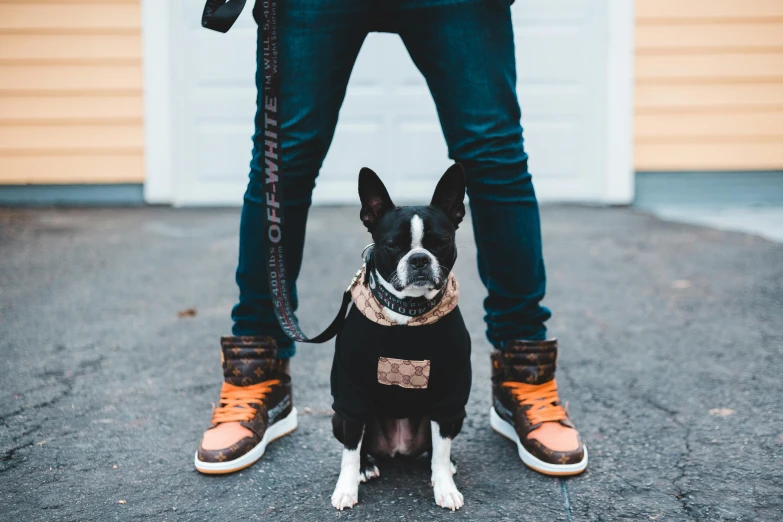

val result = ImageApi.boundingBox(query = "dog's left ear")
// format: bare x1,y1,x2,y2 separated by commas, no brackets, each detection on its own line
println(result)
430,163,466,228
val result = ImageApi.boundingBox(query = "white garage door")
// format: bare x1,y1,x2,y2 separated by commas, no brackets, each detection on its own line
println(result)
162,0,632,206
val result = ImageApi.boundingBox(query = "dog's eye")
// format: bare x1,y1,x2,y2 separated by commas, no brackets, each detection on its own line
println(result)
432,236,451,248
383,239,398,250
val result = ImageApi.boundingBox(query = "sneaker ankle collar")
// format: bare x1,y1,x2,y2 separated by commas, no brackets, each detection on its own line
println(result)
491,339,558,385
220,336,282,386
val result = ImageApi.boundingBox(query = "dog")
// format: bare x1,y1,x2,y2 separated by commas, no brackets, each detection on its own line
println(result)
330,163,472,511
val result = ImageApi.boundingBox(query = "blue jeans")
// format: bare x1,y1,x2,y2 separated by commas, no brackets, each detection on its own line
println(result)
233,0,551,358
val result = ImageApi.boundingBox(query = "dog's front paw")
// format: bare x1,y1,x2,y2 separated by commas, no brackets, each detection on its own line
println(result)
432,474,464,511
331,480,359,510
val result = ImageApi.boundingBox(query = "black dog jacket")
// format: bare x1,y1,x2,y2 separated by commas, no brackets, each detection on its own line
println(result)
330,273,472,424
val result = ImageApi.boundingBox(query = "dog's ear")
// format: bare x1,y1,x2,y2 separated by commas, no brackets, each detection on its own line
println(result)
430,163,466,228
359,167,395,231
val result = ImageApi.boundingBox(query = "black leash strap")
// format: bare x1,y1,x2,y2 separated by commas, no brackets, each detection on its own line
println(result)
201,1,446,342
202,0,353,343
201,0,247,33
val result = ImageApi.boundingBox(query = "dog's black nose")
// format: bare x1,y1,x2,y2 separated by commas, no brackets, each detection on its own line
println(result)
408,253,431,269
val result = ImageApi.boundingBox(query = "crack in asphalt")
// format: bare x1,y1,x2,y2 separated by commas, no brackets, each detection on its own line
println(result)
0,440,34,470
560,361,701,521
672,423,694,519
551,366,583,522
0,421,45,474
0,354,105,473
640,396,696,520
559,478,574,522
559,365,702,520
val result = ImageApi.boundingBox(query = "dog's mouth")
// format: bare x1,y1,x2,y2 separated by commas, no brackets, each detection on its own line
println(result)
406,271,443,290
392,274,439,292
411,277,433,287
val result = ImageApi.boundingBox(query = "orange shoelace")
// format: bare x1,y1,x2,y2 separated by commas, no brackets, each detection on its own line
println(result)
211,380,280,424
502,379,567,425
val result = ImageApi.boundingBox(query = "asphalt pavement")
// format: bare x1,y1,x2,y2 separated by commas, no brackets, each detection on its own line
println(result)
1,205,781,521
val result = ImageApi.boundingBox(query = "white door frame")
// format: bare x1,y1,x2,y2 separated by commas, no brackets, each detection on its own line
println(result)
141,0,635,205
603,0,635,204
141,0,175,204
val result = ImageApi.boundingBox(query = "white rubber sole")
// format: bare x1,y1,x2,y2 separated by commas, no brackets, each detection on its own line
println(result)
195,408,298,474
490,407,587,476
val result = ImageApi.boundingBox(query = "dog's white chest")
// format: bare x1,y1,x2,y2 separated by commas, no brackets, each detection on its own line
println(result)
389,418,415,455
364,416,432,457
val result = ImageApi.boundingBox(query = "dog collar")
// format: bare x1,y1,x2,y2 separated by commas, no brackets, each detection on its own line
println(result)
359,245,449,318
367,270,447,318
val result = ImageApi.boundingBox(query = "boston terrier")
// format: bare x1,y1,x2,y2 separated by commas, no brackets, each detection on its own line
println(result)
330,164,472,511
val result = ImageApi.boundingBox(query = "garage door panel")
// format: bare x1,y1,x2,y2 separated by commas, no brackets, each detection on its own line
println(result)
172,0,613,204
512,0,592,22
190,88,256,119
524,121,584,177
321,118,387,182
514,27,591,82
191,32,257,84
353,35,423,87
188,126,251,184
392,119,451,179
518,85,585,117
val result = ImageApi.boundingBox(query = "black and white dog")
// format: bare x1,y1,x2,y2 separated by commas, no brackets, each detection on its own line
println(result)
330,164,472,511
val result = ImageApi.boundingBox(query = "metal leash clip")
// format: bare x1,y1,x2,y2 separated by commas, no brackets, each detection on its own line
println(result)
360,242,375,261
347,243,375,292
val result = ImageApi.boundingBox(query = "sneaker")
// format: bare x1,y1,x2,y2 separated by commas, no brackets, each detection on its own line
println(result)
490,339,587,476
194,336,297,474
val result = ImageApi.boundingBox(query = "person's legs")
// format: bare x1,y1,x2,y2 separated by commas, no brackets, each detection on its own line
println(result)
397,0,586,476
397,0,549,347
196,0,370,474
232,0,370,358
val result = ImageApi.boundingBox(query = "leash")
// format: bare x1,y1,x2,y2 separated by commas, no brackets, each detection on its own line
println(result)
201,0,247,33
203,0,353,343
201,1,443,343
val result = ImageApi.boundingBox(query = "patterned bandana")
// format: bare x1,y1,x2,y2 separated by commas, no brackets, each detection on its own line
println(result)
350,266,459,326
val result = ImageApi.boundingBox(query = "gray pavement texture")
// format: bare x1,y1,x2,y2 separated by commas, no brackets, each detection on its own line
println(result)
0,205,782,522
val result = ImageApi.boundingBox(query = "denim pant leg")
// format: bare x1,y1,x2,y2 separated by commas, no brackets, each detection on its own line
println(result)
398,0,551,346
232,2,369,358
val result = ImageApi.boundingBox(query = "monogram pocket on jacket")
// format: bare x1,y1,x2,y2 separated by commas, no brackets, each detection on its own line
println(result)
377,357,431,389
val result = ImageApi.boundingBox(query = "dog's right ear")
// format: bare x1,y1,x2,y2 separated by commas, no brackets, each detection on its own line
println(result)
359,167,395,231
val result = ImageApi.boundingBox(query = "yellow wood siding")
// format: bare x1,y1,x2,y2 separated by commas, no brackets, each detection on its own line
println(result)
635,0,783,171
0,1,143,185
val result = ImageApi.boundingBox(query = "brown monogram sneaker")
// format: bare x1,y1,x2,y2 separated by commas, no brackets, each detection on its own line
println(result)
490,339,587,476
194,336,297,474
